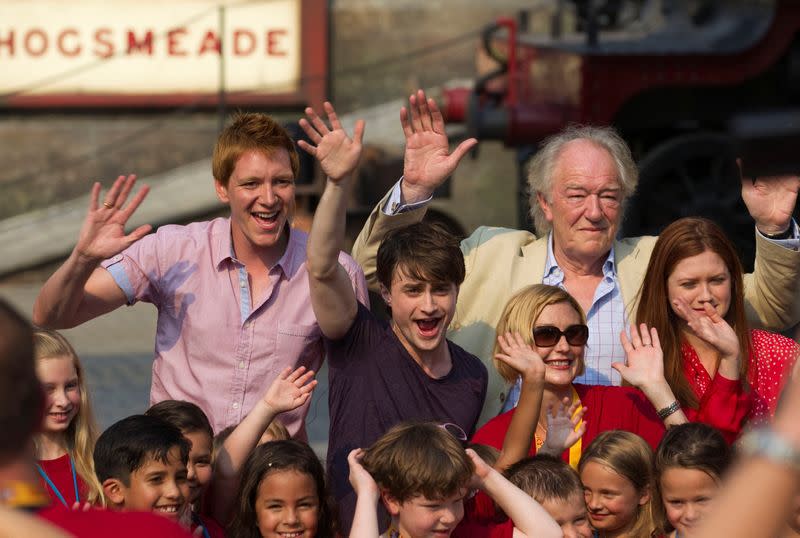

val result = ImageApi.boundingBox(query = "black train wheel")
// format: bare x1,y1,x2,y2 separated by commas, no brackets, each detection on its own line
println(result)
621,132,756,271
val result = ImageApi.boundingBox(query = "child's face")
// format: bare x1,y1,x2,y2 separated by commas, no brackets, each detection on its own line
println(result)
36,356,81,434
120,446,190,523
184,430,213,506
660,467,718,535
541,492,593,538
255,469,319,538
581,461,649,534
386,490,466,538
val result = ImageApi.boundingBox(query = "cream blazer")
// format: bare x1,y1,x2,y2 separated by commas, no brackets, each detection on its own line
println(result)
352,194,800,427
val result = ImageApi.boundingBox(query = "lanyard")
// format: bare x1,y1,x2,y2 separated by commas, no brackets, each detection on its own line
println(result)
192,513,212,538
535,387,584,469
36,455,79,508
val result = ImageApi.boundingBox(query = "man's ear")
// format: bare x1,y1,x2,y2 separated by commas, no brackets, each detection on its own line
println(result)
536,191,554,223
102,478,126,508
381,489,402,517
379,284,392,307
214,179,230,204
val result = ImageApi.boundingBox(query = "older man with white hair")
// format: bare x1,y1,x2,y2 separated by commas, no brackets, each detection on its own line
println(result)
352,89,800,425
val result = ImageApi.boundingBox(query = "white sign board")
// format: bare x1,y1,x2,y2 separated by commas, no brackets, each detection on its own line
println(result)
0,0,301,98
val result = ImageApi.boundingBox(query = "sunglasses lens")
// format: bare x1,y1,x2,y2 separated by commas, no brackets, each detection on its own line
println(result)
532,326,560,347
565,325,589,345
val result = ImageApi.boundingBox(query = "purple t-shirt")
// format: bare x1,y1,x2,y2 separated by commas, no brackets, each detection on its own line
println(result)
327,302,488,532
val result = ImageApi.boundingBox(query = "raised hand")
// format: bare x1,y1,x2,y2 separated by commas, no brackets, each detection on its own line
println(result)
298,102,365,182
739,160,800,235
539,397,587,456
347,448,379,498
495,331,546,384
613,323,667,392
75,175,151,263
262,366,317,414
672,298,740,360
400,89,478,203
466,448,493,489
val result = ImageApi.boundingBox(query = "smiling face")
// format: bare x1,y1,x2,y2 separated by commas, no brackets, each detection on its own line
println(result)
660,467,719,536
184,430,213,507
120,446,189,522
538,139,622,267
667,250,732,325
581,460,649,535
534,302,585,388
36,356,81,434
215,148,295,265
381,267,458,366
541,492,593,538
255,469,319,538
385,490,466,538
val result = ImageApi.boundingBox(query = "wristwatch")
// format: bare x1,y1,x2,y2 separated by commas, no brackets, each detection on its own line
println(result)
738,426,800,471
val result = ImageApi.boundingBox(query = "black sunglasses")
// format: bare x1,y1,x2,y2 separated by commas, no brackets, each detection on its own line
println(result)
532,324,589,347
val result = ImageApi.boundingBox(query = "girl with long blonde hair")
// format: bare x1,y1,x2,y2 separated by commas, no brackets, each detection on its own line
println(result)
33,329,103,506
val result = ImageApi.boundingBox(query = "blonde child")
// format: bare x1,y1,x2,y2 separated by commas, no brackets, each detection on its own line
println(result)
33,328,102,507
579,430,656,538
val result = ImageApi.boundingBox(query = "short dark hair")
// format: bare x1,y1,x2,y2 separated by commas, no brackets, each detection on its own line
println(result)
0,299,41,464
146,400,214,440
228,440,335,538
505,455,583,503
94,415,191,485
376,221,465,291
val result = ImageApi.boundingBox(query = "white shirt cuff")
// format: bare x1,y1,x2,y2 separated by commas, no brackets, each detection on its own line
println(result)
380,177,433,215
758,219,800,250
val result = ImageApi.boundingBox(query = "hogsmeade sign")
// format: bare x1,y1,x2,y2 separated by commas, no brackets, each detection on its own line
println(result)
0,0,328,107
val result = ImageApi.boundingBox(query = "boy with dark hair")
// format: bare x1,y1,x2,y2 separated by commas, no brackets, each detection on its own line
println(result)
0,298,190,537
95,414,191,524
299,103,487,532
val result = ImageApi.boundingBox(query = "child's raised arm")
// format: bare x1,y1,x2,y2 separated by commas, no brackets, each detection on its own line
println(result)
493,333,546,470
467,450,563,538
347,449,381,538
211,366,316,523
301,103,366,341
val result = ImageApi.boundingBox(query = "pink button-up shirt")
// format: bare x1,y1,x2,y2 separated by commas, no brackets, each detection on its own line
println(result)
102,218,368,437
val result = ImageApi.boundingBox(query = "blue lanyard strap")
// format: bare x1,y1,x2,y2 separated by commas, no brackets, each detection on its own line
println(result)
35,455,80,508
192,513,212,538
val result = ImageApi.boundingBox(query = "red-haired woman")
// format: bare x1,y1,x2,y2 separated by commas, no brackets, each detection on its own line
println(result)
632,217,798,442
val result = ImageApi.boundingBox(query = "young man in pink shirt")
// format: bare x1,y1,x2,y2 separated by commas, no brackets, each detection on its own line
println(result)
32,113,368,436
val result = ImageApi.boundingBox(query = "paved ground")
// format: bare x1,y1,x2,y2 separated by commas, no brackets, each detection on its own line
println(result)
0,282,331,456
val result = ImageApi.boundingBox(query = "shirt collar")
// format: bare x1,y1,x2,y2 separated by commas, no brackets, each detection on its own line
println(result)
213,219,301,277
544,232,617,283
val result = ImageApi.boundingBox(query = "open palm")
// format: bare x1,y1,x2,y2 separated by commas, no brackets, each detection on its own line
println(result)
298,102,364,182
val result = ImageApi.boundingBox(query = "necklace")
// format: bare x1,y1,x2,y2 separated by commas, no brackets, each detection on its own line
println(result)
35,455,79,508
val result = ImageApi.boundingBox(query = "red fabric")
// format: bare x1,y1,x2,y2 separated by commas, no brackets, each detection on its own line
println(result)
193,513,227,538
38,504,193,537
452,492,512,538
37,453,89,507
471,384,666,458
680,330,798,442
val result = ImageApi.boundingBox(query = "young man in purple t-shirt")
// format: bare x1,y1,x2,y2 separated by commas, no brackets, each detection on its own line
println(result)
299,103,487,532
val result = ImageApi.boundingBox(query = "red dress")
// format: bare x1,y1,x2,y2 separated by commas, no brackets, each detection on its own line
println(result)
470,384,666,459
682,329,798,442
